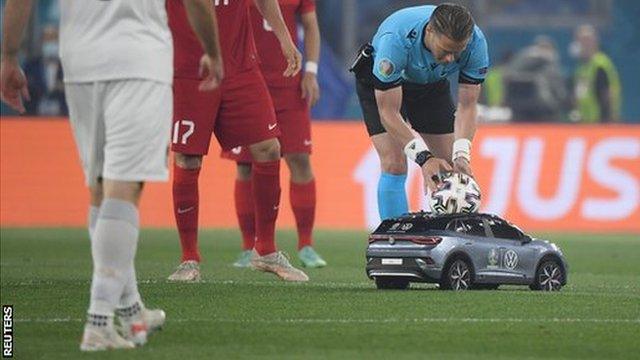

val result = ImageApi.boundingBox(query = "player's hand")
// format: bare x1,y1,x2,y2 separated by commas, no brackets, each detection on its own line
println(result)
198,54,224,91
280,40,302,77
301,72,320,107
453,157,474,178
0,57,30,113
421,157,453,192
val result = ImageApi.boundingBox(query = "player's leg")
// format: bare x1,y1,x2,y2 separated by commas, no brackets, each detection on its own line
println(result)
88,181,102,239
247,137,281,256
66,83,135,351
247,131,307,281
356,80,409,220
216,69,307,281
97,80,172,347
167,78,220,281
274,93,325,267
169,152,203,281
71,80,171,350
220,146,256,267
284,152,315,248
86,177,161,332
284,152,326,268
233,159,255,267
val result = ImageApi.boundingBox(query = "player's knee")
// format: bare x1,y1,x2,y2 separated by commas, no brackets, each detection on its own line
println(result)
249,138,281,162
174,153,203,169
102,180,143,205
89,183,103,206
236,162,252,181
285,153,313,182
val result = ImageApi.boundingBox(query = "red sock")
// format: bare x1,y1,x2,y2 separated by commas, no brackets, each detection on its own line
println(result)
290,179,316,250
252,160,280,255
235,178,255,250
172,164,201,262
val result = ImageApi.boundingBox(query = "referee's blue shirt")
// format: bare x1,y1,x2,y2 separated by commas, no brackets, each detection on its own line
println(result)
371,5,489,90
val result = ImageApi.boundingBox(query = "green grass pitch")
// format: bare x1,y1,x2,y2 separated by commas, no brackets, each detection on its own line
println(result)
1,228,639,359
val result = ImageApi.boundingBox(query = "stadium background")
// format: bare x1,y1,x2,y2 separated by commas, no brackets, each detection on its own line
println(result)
1,0,638,233
1,2,639,359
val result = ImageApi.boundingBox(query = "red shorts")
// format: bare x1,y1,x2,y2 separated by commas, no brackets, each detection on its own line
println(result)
171,67,279,155
221,85,311,162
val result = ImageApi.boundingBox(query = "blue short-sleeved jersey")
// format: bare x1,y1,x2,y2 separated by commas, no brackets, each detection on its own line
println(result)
370,5,489,89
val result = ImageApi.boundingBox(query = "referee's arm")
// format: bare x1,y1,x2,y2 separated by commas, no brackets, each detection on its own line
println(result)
454,83,481,143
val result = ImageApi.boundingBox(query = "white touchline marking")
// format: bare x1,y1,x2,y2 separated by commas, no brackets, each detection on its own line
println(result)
7,279,640,297
14,318,640,324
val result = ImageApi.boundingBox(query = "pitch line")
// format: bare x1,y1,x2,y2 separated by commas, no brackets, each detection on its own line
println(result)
14,317,640,324
10,279,640,290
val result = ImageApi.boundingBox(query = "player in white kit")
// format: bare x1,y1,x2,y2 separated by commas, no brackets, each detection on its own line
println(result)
0,0,223,351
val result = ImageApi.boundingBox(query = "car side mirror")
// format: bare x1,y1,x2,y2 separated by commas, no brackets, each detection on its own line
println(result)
521,235,532,244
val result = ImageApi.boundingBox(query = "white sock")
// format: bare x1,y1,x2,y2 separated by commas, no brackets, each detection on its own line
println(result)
119,262,143,311
89,204,142,311
88,199,139,317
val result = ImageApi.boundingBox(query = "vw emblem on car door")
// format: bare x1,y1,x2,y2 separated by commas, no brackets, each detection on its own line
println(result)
504,249,519,270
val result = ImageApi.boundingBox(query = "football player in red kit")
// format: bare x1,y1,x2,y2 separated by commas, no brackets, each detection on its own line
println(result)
222,0,326,268
167,0,309,282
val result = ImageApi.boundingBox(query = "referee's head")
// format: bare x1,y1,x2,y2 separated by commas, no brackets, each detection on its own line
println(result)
425,3,475,63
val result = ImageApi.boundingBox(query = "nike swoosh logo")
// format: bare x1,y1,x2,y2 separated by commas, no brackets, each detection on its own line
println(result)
268,123,277,130
303,139,312,146
177,206,195,214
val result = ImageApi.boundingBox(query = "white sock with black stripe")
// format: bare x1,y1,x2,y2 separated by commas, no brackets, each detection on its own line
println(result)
88,204,143,313
87,199,139,322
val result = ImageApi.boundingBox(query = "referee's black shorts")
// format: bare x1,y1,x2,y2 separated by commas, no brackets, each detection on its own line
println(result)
355,78,456,137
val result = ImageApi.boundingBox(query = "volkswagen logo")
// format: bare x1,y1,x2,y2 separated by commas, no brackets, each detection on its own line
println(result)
504,249,519,270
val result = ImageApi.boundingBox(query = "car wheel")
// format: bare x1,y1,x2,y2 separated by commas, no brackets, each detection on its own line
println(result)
530,259,564,291
440,258,472,291
375,277,410,290
472,284,499,290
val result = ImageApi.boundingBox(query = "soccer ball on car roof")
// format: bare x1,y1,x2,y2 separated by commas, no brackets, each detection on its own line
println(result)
428,172,481,215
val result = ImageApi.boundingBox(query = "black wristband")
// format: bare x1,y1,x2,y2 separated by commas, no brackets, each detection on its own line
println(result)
415,150,434,167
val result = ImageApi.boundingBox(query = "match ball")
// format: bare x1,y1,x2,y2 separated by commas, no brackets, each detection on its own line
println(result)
429,173,481,215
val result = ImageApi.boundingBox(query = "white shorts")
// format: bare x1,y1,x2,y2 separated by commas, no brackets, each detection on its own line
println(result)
65,80,172,186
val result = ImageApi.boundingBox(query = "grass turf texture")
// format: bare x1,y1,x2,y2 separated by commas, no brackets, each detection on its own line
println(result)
1,228,639,359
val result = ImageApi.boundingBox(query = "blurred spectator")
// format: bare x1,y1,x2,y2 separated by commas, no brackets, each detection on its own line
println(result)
23,25,67,116
570,24,621,123
502,35,568,122
482,51,513,107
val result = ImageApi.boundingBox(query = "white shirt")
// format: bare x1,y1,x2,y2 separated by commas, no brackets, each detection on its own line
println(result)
59,0,173,84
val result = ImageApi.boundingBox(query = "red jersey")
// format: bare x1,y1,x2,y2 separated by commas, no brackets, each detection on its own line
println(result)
167,0,258,79
250,0,315,87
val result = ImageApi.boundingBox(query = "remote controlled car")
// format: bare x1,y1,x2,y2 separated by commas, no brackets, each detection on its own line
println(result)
366,212,568,291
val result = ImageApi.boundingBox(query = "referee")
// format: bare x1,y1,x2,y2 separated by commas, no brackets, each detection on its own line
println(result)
351,3,489,220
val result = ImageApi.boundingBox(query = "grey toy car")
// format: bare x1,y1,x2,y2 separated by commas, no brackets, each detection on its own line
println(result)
366,212,568,291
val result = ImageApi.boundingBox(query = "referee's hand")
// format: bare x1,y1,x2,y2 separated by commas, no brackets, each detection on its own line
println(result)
421,157,452,192
198,54,224,91
453,157,474,178
0,57,30,113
